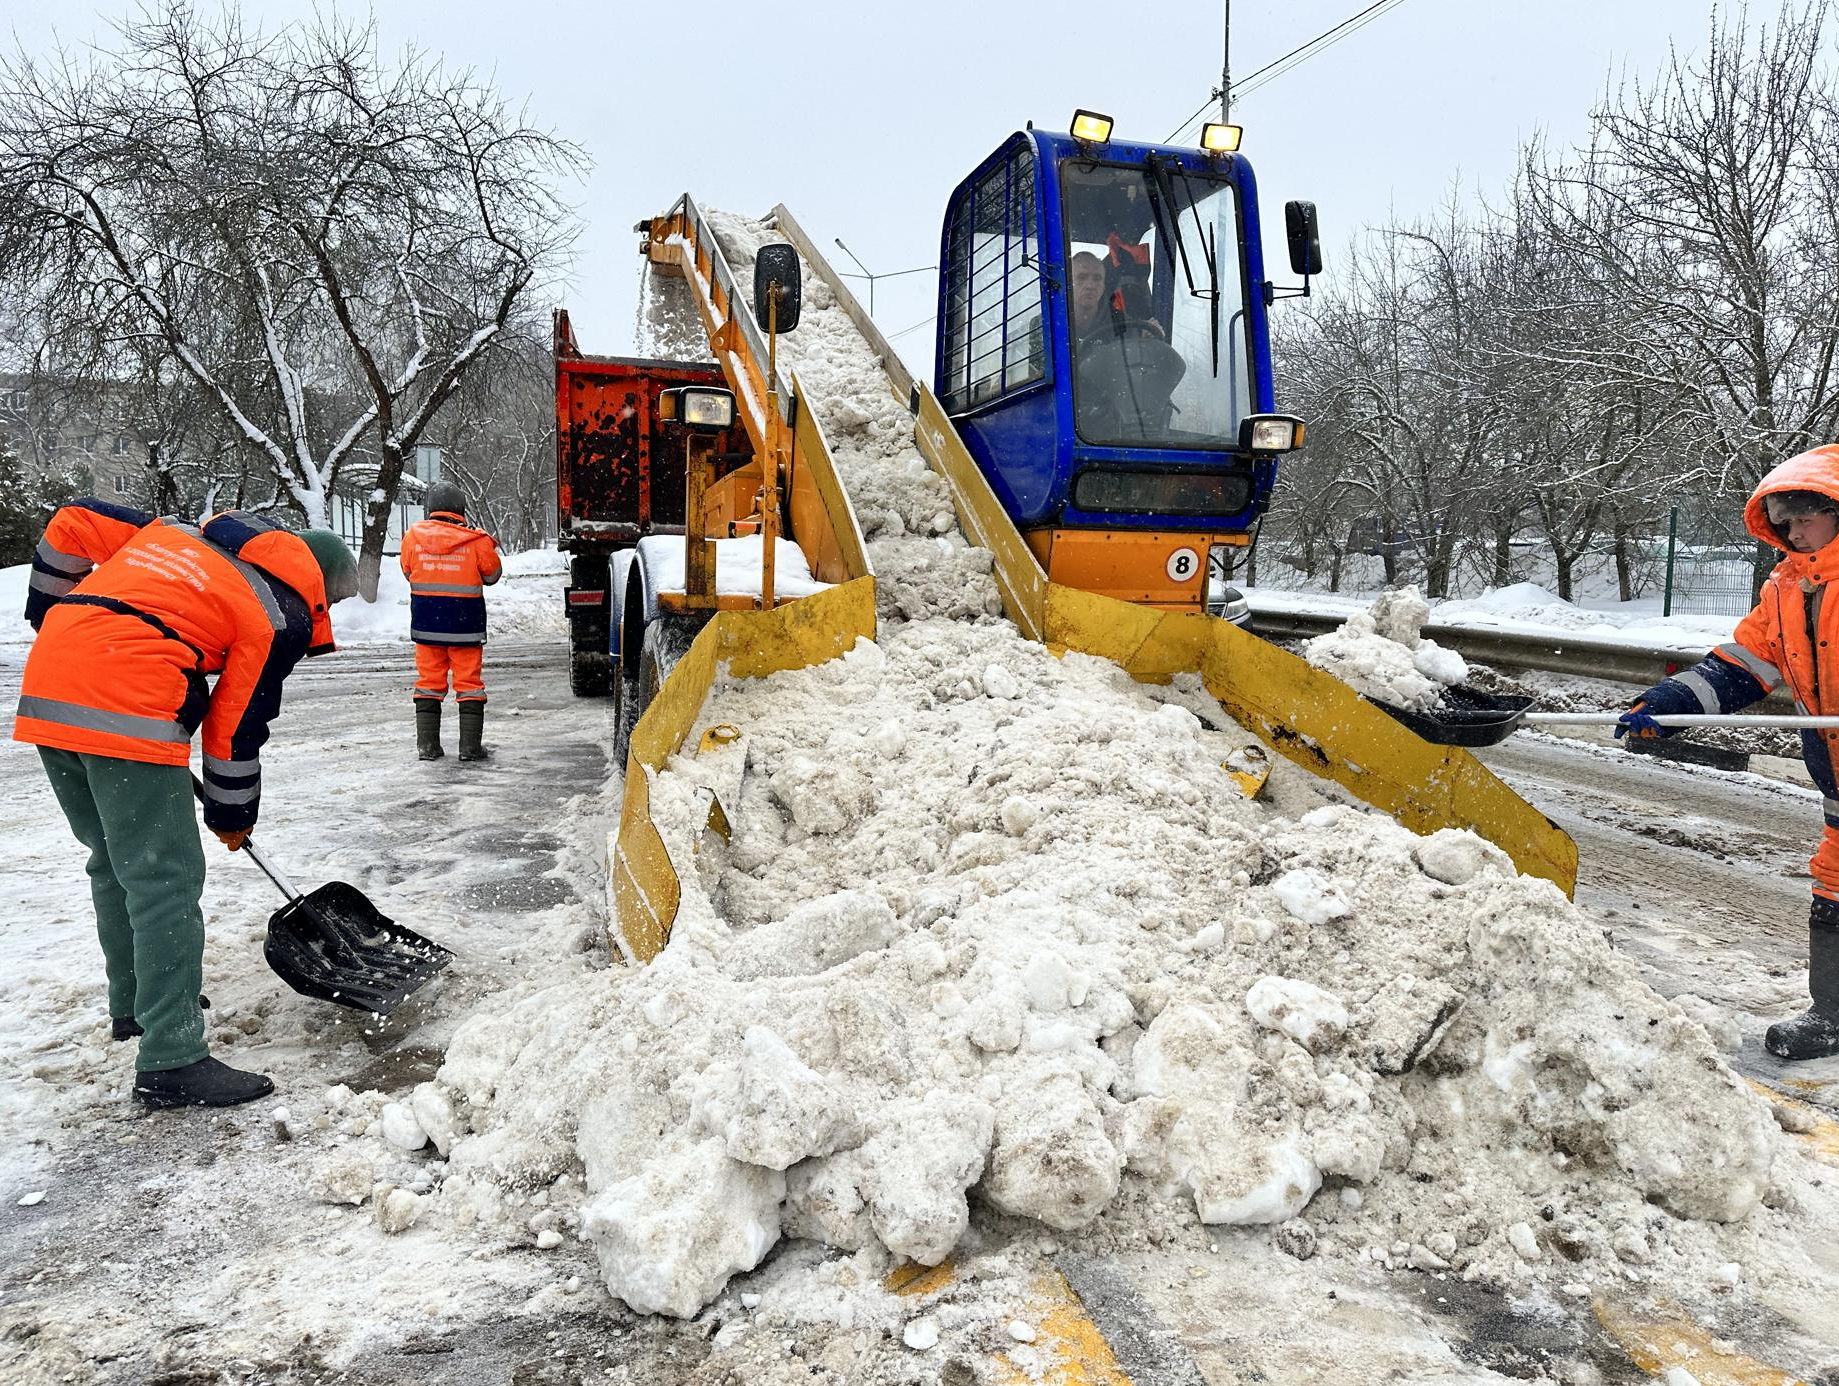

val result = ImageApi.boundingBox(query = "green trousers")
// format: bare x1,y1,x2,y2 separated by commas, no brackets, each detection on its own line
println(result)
39,748,207,1072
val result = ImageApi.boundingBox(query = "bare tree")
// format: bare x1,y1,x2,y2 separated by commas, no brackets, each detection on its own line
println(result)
1527,2,1839,593
0,6,582,594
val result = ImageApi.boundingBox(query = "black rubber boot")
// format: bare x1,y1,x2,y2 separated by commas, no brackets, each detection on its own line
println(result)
113,994,209,1042
457,702,490,762
133,1056,273,1109
1765,900,1839,1060
416,701,444,761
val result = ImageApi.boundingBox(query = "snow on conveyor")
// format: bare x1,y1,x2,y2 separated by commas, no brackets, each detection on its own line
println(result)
370,213,1838,1339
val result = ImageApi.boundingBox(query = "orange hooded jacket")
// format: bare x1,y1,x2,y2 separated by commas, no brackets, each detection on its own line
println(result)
15,503,335,831
399,510,501,646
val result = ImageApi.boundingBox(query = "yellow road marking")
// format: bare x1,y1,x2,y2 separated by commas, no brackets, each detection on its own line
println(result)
995,1271,1134,1386
1594,1300,1805,1385
1744,1078,1839,1166
883,1259,954,1297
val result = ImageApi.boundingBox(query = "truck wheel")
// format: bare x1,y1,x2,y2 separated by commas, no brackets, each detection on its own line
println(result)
616,614,702,766
567,554,613,698
570,650,613,697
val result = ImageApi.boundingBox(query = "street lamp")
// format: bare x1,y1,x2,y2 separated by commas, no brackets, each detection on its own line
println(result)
832,238,936,317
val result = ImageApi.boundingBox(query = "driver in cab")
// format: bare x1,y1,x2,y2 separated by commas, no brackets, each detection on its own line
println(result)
1069,250,1165,342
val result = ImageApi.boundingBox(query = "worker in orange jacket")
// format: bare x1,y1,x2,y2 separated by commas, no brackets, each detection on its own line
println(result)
401,480,502,761
16,501,357,1107
1619,447,1839,1060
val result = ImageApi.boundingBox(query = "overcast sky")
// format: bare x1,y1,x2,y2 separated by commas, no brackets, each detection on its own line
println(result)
9,0,1716,373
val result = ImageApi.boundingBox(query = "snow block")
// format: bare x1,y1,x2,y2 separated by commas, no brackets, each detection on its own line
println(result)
982,1067,1121,1231
859,1091,994,1265
581,1138,785,1319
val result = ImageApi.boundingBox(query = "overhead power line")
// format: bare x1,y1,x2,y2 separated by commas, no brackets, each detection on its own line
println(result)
1164,0,1408,145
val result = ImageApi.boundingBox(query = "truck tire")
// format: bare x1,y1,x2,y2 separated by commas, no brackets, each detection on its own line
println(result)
571,650,613,698
616,614,702,766
567,554,613,698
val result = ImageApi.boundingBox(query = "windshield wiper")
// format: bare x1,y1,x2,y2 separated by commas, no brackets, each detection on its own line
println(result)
1147,156,1223,374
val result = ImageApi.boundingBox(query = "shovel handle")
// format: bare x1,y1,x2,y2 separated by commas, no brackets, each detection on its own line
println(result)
1522,712,1839,729
188,772,305,904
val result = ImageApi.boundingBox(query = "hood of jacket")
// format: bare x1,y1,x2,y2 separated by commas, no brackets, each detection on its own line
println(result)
200,511,336,653
1747,446,1839,584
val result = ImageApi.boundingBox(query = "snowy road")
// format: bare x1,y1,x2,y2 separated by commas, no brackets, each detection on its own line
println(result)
1478,730,1839,1102
3,642,1838,1383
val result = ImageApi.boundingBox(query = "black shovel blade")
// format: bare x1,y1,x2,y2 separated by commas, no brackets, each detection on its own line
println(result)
263,880,452,1016
1370,685,1534,748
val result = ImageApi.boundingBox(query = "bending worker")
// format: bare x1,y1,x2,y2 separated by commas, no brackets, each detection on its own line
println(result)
401,480,502,762
15,501,357,1108
1618,450,1839,1060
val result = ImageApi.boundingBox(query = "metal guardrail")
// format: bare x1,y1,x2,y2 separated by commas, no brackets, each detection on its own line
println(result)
1245,603,1797,714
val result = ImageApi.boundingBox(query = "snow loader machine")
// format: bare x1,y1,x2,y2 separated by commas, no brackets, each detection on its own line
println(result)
553,112,1576,963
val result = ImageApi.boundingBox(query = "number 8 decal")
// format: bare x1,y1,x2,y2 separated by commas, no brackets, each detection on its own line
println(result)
1166,547,1200,583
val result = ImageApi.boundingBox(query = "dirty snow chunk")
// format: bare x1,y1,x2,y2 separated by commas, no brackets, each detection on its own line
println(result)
410,1083,458,1156
1413,642,1469,687
1168,1115,1321,1226
1132,1002,1250,1103
316,1156,373,1206
859,1091,995,1265
982,664,1021,699
1663,1369,1704,1386
870,719,906,758
535,1228,564,1250
1007,1320,1037,1343
1000,796,1039,836
902,1317,940,1351
1272,870,1351,925
725,889,901,980
1301,586,1465,711
1671,993,1742,1055
1244,977,1349,1051
691,1025,862,1170
767,754,876,835
379,1101,429,1152
377,1188,423,1234
1412,829,1508,886
581,1138,784,1319
982,1067,1121,1230
1507,1222,1541,1261
16,1191,45,1207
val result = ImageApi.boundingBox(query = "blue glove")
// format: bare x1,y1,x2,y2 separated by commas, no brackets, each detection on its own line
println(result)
1614,704,1663,739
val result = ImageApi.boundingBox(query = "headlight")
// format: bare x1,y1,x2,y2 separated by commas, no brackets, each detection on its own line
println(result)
1239,414,1306,453
1070,109,1114,144
662,386,736,431
1200,122,1242,154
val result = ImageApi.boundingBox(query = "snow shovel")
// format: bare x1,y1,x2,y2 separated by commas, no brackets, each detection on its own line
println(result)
1372,686,1839,748
190,777,452,1015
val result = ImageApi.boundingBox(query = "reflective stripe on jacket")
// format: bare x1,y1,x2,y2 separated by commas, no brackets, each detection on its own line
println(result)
400,511,501,646
1639,446,1839,811
13,503,335,831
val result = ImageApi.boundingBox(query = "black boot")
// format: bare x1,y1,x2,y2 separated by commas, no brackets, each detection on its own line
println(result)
458,702,490,762
133,1056,273,1109
1765,899,1839,1060
113,993,209,1042
416,700,444,761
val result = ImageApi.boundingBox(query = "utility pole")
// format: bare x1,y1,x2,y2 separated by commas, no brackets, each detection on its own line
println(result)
1221,0,1231,119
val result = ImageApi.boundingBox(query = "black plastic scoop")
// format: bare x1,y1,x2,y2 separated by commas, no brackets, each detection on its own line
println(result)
191,777,452,1014
1372,686,1839,748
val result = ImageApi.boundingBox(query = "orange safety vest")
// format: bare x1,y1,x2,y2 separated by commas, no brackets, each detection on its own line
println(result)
399,511,502,646
15,503,334,830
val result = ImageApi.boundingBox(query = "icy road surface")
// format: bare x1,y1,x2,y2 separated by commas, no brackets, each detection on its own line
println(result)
1,640,1837,1383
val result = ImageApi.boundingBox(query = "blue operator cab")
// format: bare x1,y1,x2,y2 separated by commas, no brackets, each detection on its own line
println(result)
934,110,1318,609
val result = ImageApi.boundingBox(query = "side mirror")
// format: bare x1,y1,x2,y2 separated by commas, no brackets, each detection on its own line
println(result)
753,244,802,333
1285,201,1323,277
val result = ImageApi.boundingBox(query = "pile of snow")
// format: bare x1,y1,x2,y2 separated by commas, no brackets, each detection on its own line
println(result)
636,534,830,602
1300,586,1469,711
0,564,30,645
352,218,1821,1329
